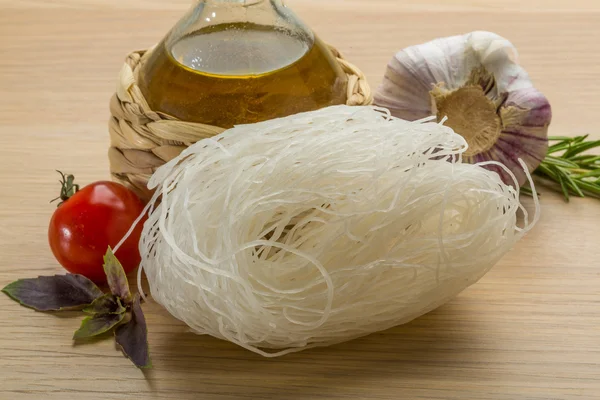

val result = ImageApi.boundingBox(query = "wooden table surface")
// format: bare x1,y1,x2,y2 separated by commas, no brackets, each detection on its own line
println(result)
1,1,600,399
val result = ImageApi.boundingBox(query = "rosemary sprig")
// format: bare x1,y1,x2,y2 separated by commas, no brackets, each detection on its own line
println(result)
532,135,600,202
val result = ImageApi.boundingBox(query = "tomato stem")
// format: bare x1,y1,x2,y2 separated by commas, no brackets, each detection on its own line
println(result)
50,170,80,207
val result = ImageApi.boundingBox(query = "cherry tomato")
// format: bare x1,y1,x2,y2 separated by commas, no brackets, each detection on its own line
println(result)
48,172,147,284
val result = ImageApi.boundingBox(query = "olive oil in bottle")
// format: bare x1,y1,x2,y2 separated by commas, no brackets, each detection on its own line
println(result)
137,1,348,128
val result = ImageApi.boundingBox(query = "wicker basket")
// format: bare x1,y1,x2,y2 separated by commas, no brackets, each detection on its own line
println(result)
108,46,373,201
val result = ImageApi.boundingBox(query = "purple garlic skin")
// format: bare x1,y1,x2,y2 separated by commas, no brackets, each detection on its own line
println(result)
374,31,552,187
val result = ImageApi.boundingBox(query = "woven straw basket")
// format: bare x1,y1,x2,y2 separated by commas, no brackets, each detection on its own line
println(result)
108,46,373,201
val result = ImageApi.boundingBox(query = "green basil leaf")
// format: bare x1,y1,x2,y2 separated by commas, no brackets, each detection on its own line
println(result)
83,294,126,315
73,313,125,340
103,248,132,304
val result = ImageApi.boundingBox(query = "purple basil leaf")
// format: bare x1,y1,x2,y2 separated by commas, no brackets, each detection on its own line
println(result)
2,274,104,312
103,248,132,304
115,294,151,369
73,313,125,340
83,294,126,315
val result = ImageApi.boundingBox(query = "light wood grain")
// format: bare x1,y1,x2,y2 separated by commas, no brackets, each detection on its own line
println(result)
1,1,599,399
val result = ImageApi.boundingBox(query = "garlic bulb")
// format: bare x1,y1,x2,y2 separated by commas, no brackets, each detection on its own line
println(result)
374,31,552,186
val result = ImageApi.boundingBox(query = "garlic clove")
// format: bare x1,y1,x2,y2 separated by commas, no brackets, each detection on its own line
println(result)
374,31,552,187
375,58,433,120
494,88,551,184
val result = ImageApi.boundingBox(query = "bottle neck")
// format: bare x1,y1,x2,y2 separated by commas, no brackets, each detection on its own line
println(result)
170,0,306,49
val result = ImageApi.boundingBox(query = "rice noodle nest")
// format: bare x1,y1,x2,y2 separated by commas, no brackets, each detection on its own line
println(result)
132,105,537,357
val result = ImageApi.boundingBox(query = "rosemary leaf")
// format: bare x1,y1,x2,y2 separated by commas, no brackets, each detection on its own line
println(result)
563,140,600,159
576,180,600,197
533,134,600,202
543,156,580,169
570,155,600,162
547,142,571,155
571,169,600,179
561,169,585,198
556,173,570,202
576,156,600,167
572,135,589,145
536,163,559,181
